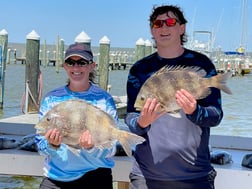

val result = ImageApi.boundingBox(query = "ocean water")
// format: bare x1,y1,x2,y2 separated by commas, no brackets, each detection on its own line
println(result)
1,63,252,137
0,64,127,118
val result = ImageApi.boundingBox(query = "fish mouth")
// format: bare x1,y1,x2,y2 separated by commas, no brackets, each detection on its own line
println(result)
34,128,46,135
134,105,142,111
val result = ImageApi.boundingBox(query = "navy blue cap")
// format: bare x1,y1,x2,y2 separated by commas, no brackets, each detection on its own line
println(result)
64,43,93,62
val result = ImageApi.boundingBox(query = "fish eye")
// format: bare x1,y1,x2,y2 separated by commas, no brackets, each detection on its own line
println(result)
46,117,51,122
140,95,145,101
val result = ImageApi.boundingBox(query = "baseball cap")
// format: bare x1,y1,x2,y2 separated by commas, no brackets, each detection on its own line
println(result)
64,43,93,62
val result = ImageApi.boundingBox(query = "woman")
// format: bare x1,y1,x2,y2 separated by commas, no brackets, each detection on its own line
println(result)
36,43,118,189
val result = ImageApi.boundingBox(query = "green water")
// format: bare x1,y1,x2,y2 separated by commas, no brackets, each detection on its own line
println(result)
0,175,119,189
0,175,41,189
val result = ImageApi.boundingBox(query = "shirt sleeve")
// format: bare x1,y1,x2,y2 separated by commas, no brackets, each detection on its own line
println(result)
124,64,150,135
124,112,150,135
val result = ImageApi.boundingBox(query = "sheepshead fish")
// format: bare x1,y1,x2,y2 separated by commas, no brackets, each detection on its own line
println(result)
35,99,145,156
134,66,232,114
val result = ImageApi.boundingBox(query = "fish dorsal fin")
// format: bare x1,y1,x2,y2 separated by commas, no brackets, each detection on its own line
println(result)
155,65,206,78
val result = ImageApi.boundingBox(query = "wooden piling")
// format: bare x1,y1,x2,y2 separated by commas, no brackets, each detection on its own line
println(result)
55,34,60,73
59,39,64,66
75,31,91,48
14,49,17,64
135,38,145,62
43,40,47,67
0,29,8,109
98,36,110,91
0,45,2,109
145,39,153,57
25,30,40,113
6,48,11,64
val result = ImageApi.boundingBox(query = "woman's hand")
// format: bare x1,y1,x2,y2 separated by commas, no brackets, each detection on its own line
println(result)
79,130,94,149
45,128,62,148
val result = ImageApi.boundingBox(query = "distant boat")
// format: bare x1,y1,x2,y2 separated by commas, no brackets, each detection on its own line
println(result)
240,58,251,75
241,68,250,75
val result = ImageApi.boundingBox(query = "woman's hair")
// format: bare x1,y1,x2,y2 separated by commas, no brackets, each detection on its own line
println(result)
149,5,188,45
89,68,97,84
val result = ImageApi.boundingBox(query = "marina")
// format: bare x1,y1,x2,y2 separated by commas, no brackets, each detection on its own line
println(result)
188,0,252,76
1,4,252,186
6,39,137,71
1,0,252,188
1,30,252,188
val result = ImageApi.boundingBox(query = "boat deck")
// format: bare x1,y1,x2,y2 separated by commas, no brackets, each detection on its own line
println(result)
1,114,252,189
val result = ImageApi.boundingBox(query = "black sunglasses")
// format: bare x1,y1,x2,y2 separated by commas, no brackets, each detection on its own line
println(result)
65,58,92,67
152,18,178,28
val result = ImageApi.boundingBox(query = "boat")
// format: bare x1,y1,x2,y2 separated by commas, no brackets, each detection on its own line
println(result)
221,51,251,75
240,57,251,75
0,114,252,189
241,68,251,75
189,30,213,58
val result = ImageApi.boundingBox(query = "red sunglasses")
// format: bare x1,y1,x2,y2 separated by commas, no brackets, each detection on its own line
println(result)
152,18,178,28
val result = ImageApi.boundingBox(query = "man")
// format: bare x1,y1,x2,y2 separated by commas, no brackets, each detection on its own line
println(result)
125,5,221,189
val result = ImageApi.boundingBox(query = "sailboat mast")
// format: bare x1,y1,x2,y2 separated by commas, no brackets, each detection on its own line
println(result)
239,0,248,53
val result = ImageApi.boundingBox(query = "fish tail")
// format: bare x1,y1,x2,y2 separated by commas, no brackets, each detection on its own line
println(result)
211,72,232,94
117,131,145,156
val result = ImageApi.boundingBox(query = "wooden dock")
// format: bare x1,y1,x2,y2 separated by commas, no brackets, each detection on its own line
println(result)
14,57,57,66
113,95,127,119
109,62,133,70
1,114,252,189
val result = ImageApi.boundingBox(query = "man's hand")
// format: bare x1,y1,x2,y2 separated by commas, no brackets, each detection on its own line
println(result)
176,89,197,115
137,98,165,128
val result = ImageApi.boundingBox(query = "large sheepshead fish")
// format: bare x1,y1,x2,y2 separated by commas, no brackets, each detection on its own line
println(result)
134,66,232,114
35,99,145,156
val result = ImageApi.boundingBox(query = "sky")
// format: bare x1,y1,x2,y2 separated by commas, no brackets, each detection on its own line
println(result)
1,0,251,52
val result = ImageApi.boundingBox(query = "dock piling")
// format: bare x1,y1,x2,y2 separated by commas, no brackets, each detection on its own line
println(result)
0,29,8,109
25,30,40,113
98,36,110,91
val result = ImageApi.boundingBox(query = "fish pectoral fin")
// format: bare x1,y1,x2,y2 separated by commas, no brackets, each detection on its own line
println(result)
99,141,114,149
118,131,145,157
